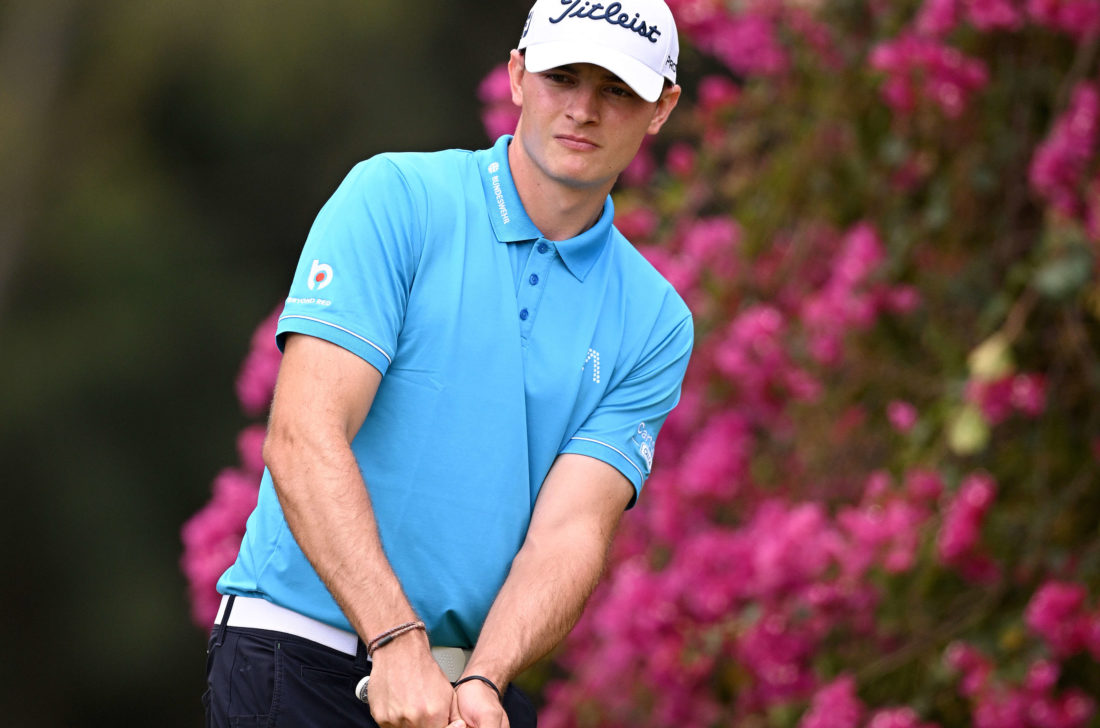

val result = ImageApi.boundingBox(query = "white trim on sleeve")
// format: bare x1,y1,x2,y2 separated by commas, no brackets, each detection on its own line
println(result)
569,436,644,482
278,315,392,363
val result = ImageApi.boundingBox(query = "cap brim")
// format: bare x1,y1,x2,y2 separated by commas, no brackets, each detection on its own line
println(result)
523,41,665,103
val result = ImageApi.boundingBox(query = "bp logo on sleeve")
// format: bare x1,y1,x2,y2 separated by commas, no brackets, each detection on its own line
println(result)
308,259,333,291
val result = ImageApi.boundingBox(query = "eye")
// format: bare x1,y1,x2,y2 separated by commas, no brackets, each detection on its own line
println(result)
543,72,574,85
606,85,636,99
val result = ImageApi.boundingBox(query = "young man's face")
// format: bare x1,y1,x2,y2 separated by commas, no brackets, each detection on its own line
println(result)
508,49,680,192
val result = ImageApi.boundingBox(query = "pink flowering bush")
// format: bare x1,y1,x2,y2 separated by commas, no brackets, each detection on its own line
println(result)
869,33,989,118
1030,82,1099,220
185,0,1100,724
530,0,1100,725
180,308,279,627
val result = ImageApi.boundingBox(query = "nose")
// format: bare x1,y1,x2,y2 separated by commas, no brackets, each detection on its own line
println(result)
565,84,600,125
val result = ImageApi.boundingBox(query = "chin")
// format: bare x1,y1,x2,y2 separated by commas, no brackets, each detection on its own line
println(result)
551,161,614,189
549,169,607,190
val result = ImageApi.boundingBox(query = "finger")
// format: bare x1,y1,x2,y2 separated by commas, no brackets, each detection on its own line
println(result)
445,721,467,728
449,690,461,722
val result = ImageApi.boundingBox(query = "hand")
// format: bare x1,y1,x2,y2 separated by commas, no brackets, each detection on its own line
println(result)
365,635,462,728
454,679,509,728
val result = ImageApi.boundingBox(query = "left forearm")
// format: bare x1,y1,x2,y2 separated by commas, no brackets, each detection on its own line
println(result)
453,455,633,725
464,520,615,689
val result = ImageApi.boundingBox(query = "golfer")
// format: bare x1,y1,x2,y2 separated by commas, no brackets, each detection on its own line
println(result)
204,1,692,726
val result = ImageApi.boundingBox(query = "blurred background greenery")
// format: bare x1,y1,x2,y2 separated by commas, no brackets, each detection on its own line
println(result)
0,1,527,723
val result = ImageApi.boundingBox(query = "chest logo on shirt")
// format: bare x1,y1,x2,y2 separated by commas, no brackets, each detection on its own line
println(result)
583,348,601,383
633,422,655,472
308,259,333,291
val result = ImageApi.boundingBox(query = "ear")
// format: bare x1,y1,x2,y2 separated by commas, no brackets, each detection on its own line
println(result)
646,84,681,136
508,49,526,108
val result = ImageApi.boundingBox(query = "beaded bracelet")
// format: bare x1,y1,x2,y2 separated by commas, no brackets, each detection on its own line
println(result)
366,620,426,657
454,674,503,704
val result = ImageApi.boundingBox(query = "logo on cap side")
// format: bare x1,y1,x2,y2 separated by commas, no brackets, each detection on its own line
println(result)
522,11,533,38
548,0,662,43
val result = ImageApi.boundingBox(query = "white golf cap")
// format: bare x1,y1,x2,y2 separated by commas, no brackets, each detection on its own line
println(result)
518,0,679,103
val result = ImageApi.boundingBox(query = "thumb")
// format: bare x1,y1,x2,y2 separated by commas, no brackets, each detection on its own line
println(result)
448,691,466,728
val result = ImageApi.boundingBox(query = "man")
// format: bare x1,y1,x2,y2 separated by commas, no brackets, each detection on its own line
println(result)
204,0,692,726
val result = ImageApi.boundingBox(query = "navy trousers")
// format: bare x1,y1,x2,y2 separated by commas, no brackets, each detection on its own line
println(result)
204,623,538,727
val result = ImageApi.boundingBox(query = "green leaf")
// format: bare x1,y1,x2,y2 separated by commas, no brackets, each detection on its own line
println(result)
947,404,990,456
1033,247,1095,300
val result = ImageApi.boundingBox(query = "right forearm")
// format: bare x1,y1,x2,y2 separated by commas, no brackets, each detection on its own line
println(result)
266,433,416,639
264,335,457,728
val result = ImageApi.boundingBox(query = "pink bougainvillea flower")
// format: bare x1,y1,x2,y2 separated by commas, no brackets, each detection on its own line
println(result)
477,63,520,140
686,11,789,77
870,34,989,118
1029,82,1100,218
966,0,1025,30
682,217,741,278
621,139,657,187
698,74,742,112
905,469,945,503
800,223,887,365
180,468,260,627
236,423,267,474
1028,0,1100,40
917,0,961,35
799,674,865,728
666,142,697,179
945,641,994,697
678,411,752,498
866,706,940,728
966,372,1048,424
1026,580,1089,655
965,375,1016,425
1010,373,1047,416
887,400,919,432
614,206,660,242
937,473,998,579
235,308,282,416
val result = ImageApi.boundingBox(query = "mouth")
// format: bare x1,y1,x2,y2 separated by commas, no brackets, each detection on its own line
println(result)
555,134,599,151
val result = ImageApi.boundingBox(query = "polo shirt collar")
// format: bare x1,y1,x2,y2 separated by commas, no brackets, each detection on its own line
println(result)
478,134,614,282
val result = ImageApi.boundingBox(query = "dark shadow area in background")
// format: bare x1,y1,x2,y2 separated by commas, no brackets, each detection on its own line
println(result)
0,1,528,724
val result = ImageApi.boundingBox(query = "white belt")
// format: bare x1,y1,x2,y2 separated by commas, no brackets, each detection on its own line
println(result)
216,595,471,682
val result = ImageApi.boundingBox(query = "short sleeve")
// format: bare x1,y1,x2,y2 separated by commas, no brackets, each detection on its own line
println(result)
276,156,424,376
562,312,694,506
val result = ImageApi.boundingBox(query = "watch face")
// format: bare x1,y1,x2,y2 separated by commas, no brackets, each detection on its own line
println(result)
356,675,370,703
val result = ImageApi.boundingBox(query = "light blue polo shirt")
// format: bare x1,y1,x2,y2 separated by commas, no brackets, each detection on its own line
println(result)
218,134,693,648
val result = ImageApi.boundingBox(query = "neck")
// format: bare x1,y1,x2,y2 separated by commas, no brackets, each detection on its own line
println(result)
507,136,613,242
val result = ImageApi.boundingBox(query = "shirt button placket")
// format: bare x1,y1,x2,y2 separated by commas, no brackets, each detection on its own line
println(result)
518,239,554,339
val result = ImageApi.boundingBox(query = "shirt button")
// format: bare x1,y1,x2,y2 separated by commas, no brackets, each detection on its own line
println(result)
529,274,539,286
519,308,529,321
537,242,549,254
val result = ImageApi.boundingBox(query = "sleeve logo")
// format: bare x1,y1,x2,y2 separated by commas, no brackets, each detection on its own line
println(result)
308,259,333,291
633,422,655,472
